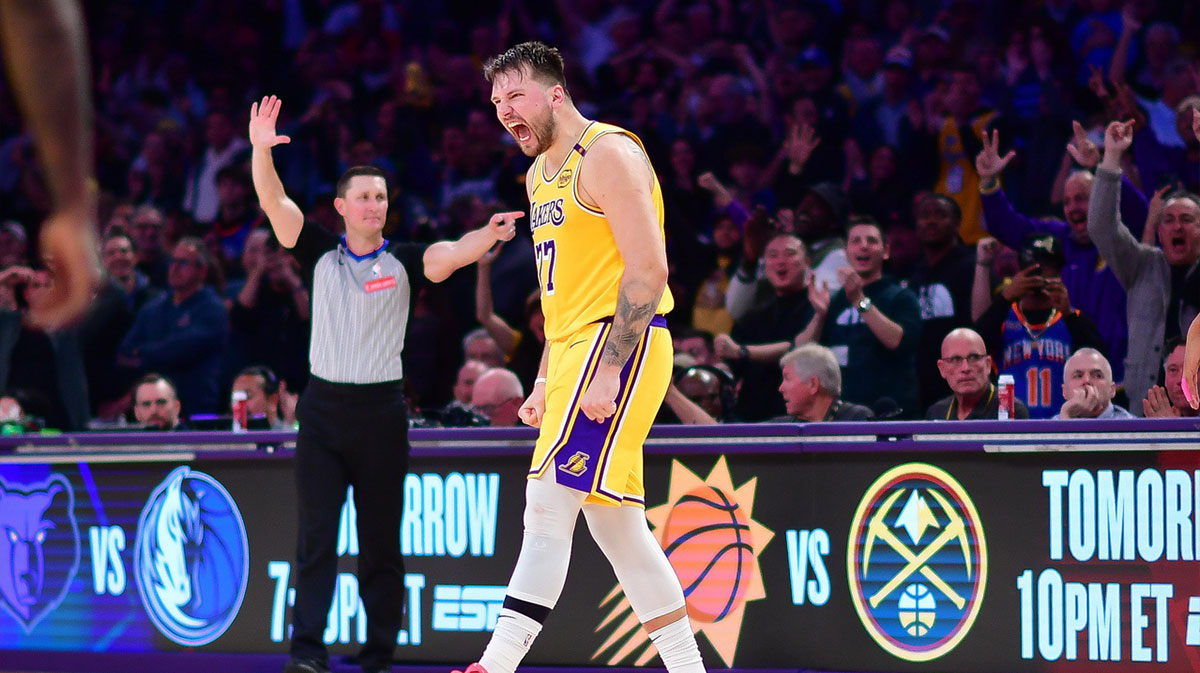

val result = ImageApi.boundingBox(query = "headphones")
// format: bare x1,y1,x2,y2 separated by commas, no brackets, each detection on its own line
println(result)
675,364,737,417
239,365,280,396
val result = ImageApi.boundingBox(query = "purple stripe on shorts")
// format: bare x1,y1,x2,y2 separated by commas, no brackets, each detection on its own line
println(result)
531,323,609,477
552,321,655,494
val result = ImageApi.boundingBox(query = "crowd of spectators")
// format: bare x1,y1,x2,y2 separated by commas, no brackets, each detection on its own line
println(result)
0,0,1198,431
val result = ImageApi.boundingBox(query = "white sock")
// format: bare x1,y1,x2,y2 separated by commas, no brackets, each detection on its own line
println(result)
649,616,705,673
479,608,543,673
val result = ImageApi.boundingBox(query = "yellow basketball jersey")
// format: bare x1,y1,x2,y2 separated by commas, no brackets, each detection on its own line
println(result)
527,121,674,341
935,112,998,245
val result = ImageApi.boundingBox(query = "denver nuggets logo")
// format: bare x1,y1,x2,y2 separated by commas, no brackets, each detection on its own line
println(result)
559,451,589,477
592,457,772,667
558,169,573,187
847,463,986,662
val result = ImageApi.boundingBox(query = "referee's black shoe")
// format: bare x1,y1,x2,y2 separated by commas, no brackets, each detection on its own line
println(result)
283,658,331,673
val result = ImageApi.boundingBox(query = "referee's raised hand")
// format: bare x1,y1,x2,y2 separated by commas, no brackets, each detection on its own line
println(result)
249,95,291,148
487,211,522,243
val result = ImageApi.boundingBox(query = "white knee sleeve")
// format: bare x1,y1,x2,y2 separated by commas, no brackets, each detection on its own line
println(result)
583,504,686,621
505,476,585,608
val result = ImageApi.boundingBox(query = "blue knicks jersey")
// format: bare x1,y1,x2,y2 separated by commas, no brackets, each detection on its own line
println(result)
999,305,1073,419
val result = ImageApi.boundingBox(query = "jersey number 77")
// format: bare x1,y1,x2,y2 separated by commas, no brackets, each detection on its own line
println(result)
535,239,557,296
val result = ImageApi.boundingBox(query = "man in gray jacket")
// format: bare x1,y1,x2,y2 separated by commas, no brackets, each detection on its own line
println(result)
1088,119,1200,415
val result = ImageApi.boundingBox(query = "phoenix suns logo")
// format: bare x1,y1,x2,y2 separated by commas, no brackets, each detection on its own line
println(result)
592,457,773,667
847,463,987,662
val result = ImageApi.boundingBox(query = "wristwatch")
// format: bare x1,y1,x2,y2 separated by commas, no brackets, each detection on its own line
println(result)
857,297,874,313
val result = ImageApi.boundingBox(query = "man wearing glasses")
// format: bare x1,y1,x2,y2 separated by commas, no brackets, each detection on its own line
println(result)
927,328,1029,420
118,237,229,414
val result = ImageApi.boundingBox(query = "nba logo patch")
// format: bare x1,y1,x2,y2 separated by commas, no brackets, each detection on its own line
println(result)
846,463,987,662
558,169,573,187
558,451,589,477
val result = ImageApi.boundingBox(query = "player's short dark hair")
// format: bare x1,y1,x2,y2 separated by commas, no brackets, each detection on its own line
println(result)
483,41,569,94
336,166,388,198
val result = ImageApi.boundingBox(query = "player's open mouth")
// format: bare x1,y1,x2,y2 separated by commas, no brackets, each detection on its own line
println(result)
508,122,532,143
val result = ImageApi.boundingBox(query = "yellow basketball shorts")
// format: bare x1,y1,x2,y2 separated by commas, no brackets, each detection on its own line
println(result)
530,315,672,506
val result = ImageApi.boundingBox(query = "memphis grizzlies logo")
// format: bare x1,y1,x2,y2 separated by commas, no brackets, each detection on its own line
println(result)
134,466,248,646
0,474,80,633
846,463,987,662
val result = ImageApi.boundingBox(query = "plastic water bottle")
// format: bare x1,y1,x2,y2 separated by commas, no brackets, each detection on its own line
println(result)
997,374,1015,420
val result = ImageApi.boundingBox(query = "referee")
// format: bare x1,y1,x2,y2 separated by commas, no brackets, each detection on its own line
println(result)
249,96,518,673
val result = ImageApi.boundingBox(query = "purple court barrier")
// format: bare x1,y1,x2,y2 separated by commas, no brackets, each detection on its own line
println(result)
2,418,1199,672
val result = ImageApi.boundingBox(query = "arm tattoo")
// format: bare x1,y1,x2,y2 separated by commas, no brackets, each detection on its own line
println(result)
602,279,661,369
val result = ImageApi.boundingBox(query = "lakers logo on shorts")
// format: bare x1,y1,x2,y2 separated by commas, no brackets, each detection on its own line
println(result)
558,168,573,187
559,451,590,477
847,463,987,662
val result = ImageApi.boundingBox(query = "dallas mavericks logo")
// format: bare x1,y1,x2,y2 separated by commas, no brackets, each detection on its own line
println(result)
846,463,987,662
0,474,80,632
134,467,248,646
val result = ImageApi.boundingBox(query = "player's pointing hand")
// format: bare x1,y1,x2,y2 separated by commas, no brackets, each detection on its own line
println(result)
487,211,523,243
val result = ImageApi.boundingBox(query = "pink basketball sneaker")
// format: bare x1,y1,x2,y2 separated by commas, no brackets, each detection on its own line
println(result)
451,664,488,673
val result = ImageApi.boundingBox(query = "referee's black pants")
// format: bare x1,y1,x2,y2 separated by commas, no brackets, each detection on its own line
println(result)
290,376,409,670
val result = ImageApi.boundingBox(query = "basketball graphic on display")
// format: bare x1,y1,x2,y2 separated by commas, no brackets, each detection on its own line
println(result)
897,583,936,637
661,485,755,623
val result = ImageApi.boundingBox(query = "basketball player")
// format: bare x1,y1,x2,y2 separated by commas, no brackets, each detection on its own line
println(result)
452,43,705,673
0,0,100,328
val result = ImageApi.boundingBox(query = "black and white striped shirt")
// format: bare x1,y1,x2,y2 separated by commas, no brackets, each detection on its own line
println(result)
289,225,427,384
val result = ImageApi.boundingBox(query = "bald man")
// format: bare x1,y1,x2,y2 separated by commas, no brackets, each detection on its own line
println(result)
471,367,525,427
927,327,1029,420
1054,348,1135,419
